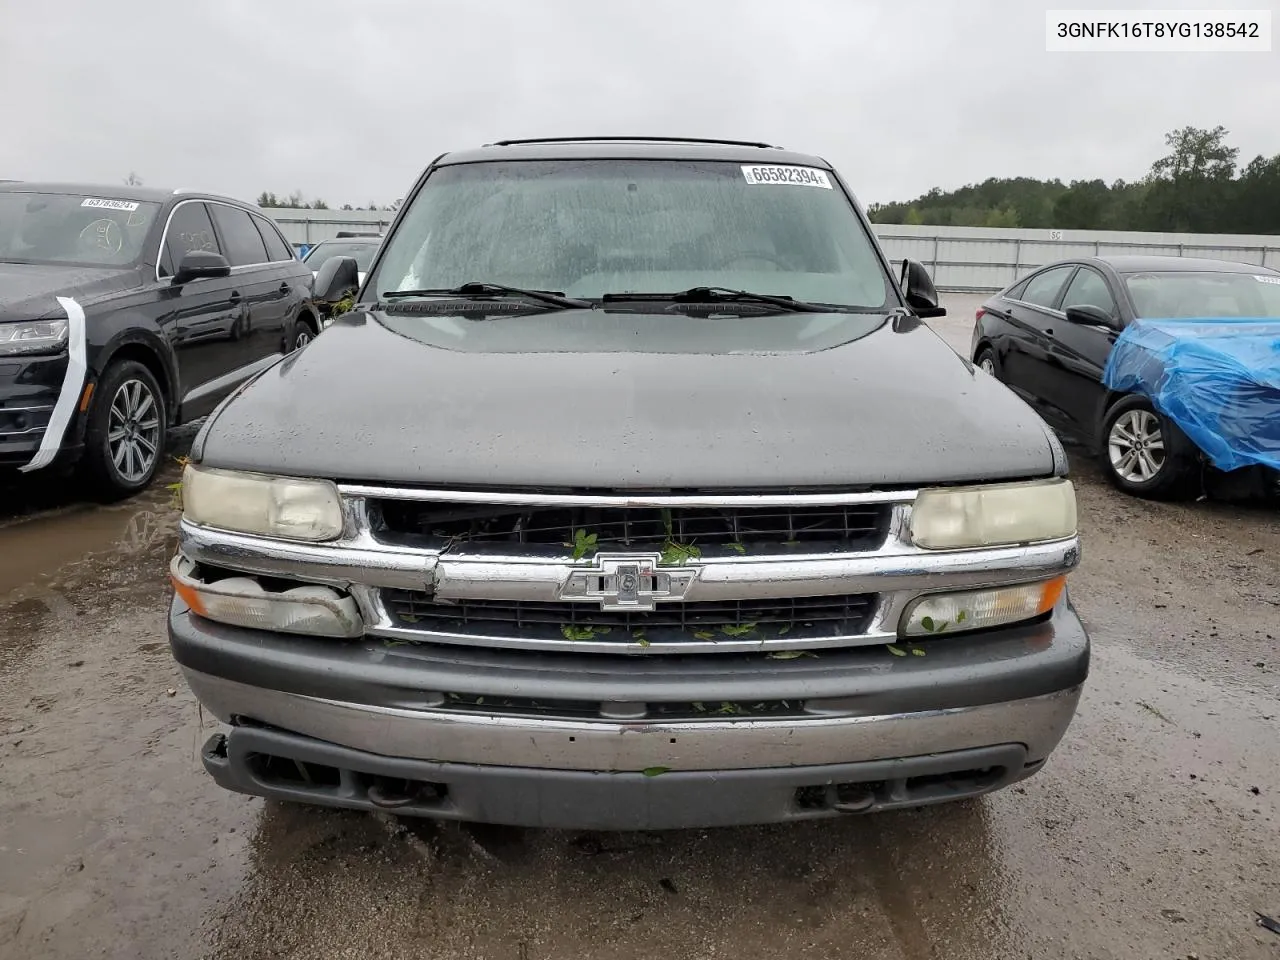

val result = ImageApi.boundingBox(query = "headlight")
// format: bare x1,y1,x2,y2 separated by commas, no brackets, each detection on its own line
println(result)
171,556,361,638
182,464,343,541
909,478,1076,550
0,318,69,356
900,576,1065,637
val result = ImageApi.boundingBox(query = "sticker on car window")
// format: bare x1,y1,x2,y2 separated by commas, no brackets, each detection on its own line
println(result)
741,165,832,189
1253,275,1280,285
81,198,139,211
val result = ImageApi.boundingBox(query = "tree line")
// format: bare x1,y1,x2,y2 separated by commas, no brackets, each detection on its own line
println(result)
255,190,400,212
867,126,1280,235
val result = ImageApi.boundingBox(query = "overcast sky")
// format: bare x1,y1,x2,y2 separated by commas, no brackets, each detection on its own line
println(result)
2,0,1277,207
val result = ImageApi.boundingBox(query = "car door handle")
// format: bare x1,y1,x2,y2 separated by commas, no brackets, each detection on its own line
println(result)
229,291,241,303
279,282,291,294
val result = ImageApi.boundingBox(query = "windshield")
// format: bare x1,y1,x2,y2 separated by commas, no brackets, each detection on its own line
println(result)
1125,270,1280,320
367,160,895,309
0,191,160,267
305,241,379,271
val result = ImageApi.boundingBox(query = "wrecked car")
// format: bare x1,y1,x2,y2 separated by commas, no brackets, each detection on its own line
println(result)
167,136,1088,830
972,255,1280,500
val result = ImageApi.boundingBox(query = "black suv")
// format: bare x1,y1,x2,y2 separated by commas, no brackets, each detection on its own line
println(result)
0,182,320,498
169,138,1088,831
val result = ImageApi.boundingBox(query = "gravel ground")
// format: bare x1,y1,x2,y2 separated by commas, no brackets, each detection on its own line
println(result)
1,294,1278,960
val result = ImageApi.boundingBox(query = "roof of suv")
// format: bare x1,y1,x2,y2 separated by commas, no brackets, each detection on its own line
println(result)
0,181,255,208
437,137,832,169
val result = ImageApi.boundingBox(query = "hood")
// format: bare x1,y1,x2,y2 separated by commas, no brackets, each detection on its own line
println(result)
0,261,143,322
196,306,1060,489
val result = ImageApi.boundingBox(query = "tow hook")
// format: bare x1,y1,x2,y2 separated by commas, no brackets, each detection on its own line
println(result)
367,778,419,808
829,784,876,813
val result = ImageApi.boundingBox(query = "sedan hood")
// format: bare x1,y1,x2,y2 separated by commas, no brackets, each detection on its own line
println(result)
0,261,142,322
197,306,1060,489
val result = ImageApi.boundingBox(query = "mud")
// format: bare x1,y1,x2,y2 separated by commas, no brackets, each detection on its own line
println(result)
1,296,1278,959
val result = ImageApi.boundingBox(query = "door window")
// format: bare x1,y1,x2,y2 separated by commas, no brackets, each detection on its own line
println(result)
253,214,295,262
1061,267,1117,316
209,203,268,266
160,202,220,277
1020,266,1075,309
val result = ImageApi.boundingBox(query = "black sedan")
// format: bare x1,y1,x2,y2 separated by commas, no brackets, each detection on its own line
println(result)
971,255,1280,499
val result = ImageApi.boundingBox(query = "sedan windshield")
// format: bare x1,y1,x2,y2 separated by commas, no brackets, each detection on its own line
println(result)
1125,270,1280,320
367,159,894,309
0,191,160,267
305,240,379,272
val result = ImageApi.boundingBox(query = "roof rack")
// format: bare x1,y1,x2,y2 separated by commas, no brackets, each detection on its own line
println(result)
172,188,248,205
483,136,781,149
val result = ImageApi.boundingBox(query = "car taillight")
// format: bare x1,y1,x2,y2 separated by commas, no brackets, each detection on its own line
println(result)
975,307,986,322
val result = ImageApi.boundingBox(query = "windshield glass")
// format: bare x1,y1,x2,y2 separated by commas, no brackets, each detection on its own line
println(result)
1125,270,1280,320
305,241,379,271
367,160,894,309
0,191,160,267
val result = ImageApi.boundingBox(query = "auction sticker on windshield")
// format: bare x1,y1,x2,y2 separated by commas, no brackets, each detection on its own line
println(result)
741,165,832,189
81,198,139,211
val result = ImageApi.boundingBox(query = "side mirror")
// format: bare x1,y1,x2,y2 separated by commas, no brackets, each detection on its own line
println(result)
173,250,231,285
899,259,946,318
314,255,360,302
1065,304,1118,329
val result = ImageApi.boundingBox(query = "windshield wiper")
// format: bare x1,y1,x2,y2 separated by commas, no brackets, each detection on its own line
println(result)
600,287,868,313
383,282,592,310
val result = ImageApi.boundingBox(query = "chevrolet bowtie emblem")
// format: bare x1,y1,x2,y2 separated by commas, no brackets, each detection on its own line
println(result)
559,552,698,612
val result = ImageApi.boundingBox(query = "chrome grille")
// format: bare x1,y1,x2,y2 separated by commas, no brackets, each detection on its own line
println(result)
381,590,878,641
374,501,890,552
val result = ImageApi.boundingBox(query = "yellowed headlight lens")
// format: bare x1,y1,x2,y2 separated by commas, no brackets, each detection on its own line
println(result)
182,464,343,541
910,479,1077,550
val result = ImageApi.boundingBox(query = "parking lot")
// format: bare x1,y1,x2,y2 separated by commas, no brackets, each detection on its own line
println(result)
0,293,1277,960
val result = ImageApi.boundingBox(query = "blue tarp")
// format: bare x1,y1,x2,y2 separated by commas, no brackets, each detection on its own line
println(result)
1101,318,1280,473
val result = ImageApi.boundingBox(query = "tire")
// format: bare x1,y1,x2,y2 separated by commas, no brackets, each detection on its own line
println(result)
79,360,168,502
1098,394,1199,500
974,346,999,379
289,316,317,352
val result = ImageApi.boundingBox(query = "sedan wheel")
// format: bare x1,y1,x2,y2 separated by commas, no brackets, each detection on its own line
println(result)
979,356,996,375
108,378,162,484
1107,409,1166,483
1099,395,1199,500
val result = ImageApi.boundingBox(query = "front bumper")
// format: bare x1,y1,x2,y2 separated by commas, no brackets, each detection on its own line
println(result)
0,352,81,469
170,596,1089,829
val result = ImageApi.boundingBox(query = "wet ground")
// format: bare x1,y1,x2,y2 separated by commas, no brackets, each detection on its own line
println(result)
1,294,1278,960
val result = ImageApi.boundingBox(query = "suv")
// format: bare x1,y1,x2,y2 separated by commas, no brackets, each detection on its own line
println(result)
168,137,1089,830
0,183,320,498
301,236,382,321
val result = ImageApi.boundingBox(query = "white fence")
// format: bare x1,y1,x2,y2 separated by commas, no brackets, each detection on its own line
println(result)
874,223,1280,292
265,210,1280,293
269,209,396,248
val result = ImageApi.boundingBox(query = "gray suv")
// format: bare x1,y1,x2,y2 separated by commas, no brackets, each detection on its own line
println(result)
167,136,1088,830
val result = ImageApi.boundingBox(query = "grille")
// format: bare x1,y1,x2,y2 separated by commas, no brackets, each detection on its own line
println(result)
435,693,807,721
374,502,890,552
382,590,878,638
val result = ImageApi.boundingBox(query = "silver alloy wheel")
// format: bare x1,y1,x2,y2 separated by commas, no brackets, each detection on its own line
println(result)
294,329,312,350
979,355,996,375
107,378,161,484
1107,409,1166,483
